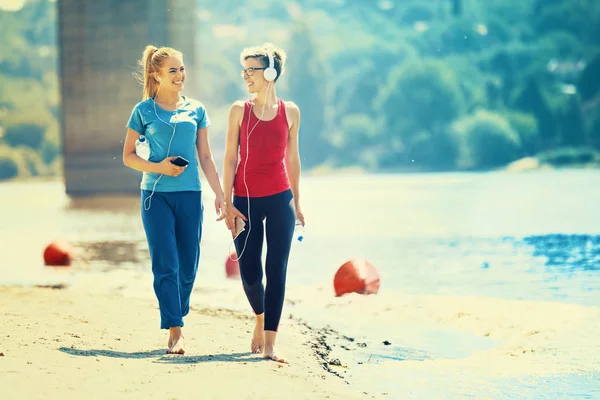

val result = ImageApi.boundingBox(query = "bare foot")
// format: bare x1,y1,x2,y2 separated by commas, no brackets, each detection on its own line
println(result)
263,345,287,364
263,330,287,363
251,314,265,354
166,327,185,355
167,336,185,354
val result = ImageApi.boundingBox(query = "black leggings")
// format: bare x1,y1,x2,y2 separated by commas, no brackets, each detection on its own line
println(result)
233,189,296,331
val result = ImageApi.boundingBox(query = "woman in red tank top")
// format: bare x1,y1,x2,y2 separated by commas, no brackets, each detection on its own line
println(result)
219,43,304,363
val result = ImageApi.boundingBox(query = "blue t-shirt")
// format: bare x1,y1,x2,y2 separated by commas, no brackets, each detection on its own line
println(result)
126,97,210,192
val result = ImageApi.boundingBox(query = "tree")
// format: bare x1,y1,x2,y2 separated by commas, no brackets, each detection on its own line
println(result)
375,59,464,168
559,95,586,146
451,0,462,17
285,18,330,168
377,59,464,139
514,77,558,148
578,53,600,102
453,110,522,169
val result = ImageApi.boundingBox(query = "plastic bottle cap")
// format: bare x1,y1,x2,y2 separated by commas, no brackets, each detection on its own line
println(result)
138,136,146,142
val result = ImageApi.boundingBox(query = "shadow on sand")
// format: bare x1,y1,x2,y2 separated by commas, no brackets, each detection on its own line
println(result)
59,347,263,364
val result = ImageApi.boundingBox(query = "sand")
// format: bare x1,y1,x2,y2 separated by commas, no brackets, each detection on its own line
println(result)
0,286,365,400
298,288,600,379
2,280,599,400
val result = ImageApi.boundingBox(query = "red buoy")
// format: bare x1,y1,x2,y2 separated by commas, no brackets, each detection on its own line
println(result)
43,241,73,267
333,258,380,297
225,252,240,279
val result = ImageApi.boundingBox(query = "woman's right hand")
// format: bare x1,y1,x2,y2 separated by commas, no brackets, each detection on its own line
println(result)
157,156,186,176
219,203,247,236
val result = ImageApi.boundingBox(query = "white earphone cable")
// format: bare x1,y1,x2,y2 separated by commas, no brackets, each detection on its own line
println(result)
143,85,180,211
229,79,274,261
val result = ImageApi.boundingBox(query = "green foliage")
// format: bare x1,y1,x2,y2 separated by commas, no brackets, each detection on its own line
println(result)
408,130,460,171
504,111,539,156
16,146,46,177
41,121,61,164
399,4,436,24
287,18,330,167
0,145,19,180
514,77,558,148
330,113,381,169
453,110,522,169
2,0,600,182
3,122,46,149
557,95,586,146
0,144,46,179
586,105,600,149
536,146,600,166
578,53,600,102
0,0,60,182
378,59,464,138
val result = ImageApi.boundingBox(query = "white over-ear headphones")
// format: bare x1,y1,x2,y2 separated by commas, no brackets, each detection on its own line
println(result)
264,49,277,82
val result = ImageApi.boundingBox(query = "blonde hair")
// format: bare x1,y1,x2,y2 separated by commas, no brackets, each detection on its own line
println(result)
240,42,287,82
135,45,183,100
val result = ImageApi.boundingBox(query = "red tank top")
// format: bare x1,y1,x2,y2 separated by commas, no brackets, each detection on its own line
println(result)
233,98,290,197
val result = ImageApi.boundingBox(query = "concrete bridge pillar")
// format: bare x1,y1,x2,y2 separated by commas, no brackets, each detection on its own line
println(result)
58,0,198,195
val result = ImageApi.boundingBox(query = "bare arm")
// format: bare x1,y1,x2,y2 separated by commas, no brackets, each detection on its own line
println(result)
196,126,224,199
122,128,183,176
122,128,162,173
219,101,247,231
285,102,302,220
222,102,244,205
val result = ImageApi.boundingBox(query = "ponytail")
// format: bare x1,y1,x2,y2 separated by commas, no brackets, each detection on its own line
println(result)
134,45,182,101
141,45,158,100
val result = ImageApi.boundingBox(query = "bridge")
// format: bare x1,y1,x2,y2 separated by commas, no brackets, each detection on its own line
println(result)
58,0,198,195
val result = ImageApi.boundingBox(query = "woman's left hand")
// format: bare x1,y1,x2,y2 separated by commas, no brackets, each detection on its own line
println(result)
214,194,226,220
295,204,305,227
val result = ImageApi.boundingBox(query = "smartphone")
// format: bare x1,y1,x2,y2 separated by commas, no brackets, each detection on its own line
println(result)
171,156,189,167
233,216,246,239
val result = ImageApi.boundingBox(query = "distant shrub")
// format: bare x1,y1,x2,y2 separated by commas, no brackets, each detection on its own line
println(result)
0,145,47,180
0,147,20,181
17,147,46,176
453,110,522,169
504,111,540,155
40,121,61,164
3,122,46,150
408,130,459,170
377,59,464,138
537,147,600,166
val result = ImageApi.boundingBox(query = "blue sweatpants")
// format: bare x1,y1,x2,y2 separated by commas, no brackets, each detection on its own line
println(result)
141,190,203,329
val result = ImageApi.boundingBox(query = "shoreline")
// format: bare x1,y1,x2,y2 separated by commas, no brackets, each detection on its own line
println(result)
0,286,366,400
1,161,599,186
282,285,600,398
3,271,600,398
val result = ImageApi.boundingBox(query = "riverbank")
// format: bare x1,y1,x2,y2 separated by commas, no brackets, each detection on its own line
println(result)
0,286,365,400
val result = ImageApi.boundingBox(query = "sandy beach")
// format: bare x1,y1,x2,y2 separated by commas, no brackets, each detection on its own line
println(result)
2,278,599,399
2,176,600,398
0,286,365,400
304,289,600,377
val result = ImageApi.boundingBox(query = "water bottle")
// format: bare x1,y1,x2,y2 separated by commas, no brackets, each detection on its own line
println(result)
295,219,304,242
136,135,150,160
